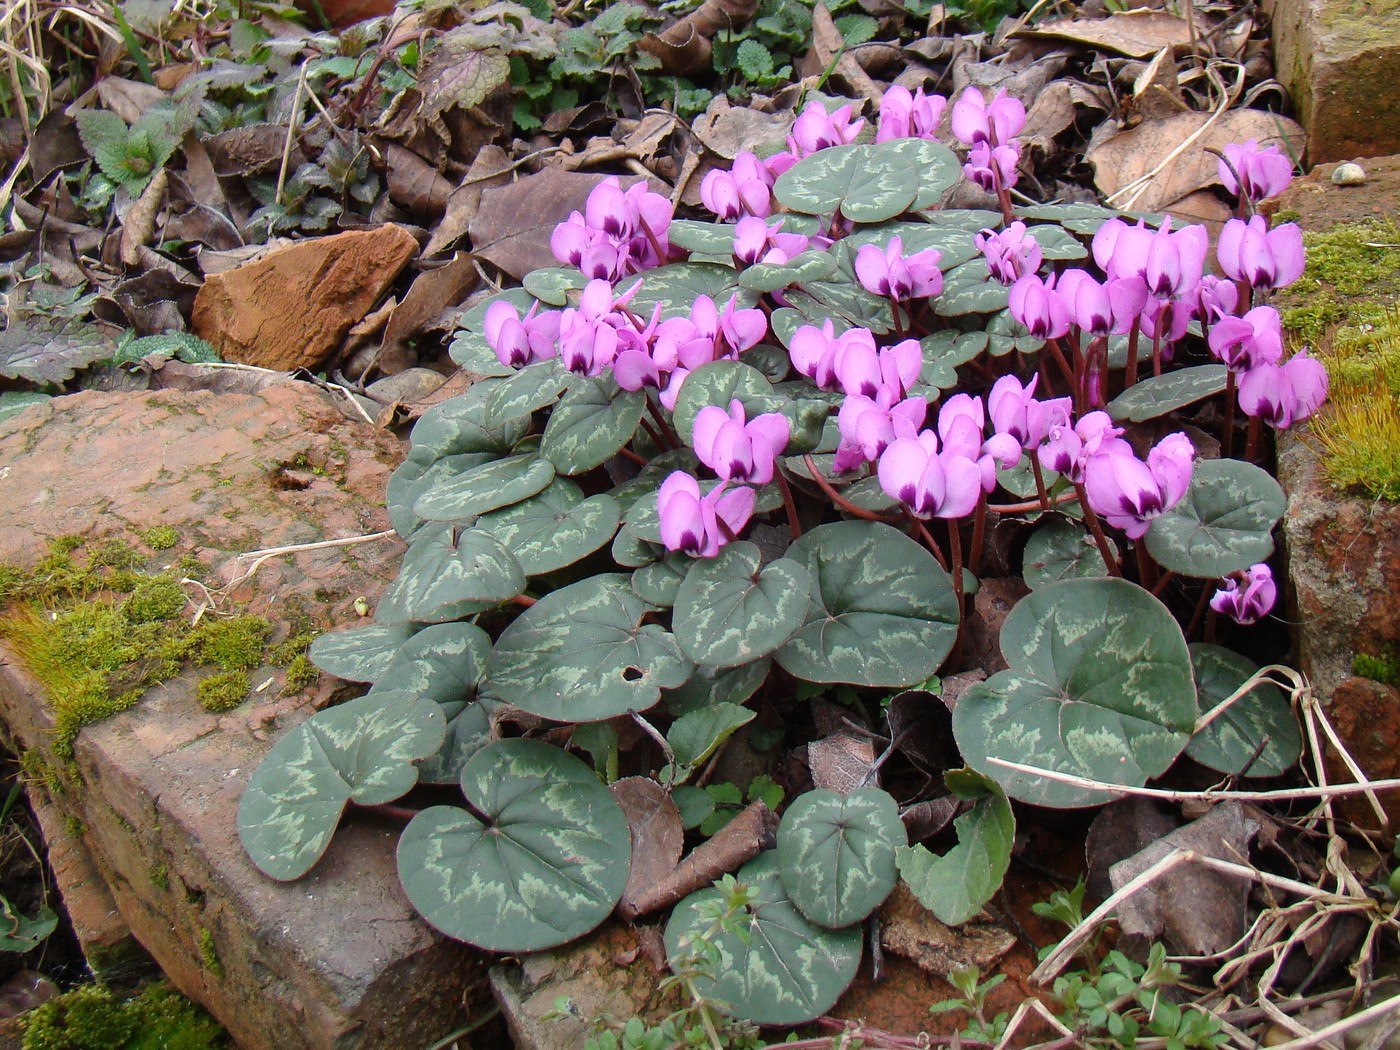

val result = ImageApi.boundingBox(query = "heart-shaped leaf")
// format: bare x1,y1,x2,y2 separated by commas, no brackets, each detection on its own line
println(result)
671,360,776,446
417,699,495,785
870,138,962,211
308,623,418,683
540,373,646,475
776,521,959,688
844,222,979,270
1022,517,1117,589
522,266,586,305
387,452,495,537
485,358,571,419
631,553,692,608
668,219,742,255
739,249,839,293
397,739,630,951
664,659,771,717
1107,364,1228,422
376,525,525,624
476,479,622,576
663,702,756,783
238,692,447,880
672,542,811,668
1186,644,1300,778
626,263,752,319
1144,458,1284,578
786,279,893,334
664,852,862,1025
896,769,1013,925
952,577,1197,807
777,787,906,929
774,143,919,223
408,383,530,459
938,260,1011,315
447,330,515,377
368,621,492,706
414,453,556,521
487,575,693,721
1027,222,1089,260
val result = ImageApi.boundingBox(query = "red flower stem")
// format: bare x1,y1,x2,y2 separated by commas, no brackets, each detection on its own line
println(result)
968,490,988,575
1072,481,1122,577
987,489,1079,514
1135,541,1159,590
889,295,906,340
1031,456,1051,510
643,393,680,449
1245,416,1262,462
949,517,965,618
616,445,648,467
995,177,1015,227
1086,334,1108,408
774,469,803,541
510,593,537,607
1152,327,1163,377
636,413,669,452
1150,569,1177,598
903,509,950,571
1187,584,1213,638
636,216,669,267
1071,331,1087,415
802,455,901,524
1221,369,1238,459
1125,327,1141,388
1044,337,1076,397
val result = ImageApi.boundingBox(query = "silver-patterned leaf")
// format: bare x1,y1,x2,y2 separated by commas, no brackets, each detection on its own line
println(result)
776,521,958,687
408,383,530,459
308,622,418,683
376,525,525,623
672,542,811,668
476,478,622,576
238,692,446,880
870,137,962,211
368,621,492,707
397,739,629,951
485,358,571,419
539,373,645,475
414,453,556,521
952,577,1197,808
1186,643,1300,777
486,575,693,721
738,249,839,293
897,769,1013,925
1144,458,1284,578
774,142,919,223
778,787,906,929
664,852,862,1025
663,659,771,716
387,452,495,538
1022,517,1117,589
417,699,495,785
1107,364,1228,423
671,360,775,446
631,553,692,608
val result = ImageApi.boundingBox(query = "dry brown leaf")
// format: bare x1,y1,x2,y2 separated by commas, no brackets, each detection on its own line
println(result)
95,77,167,125
374,252,478,362
638,0,759,75
885,689,957,778
1013,11,1195,58
382,141,453,221
611,777,685,919
1130,47,1188,122
204,124,297,178
879,882,1016,977
469,168,665,279
119,169,167,267
28,112,85,184
799,4,883,106
1087,108,1305,212
424,144,513,258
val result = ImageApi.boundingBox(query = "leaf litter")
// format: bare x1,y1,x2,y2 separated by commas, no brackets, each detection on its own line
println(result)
1,0,1394,1044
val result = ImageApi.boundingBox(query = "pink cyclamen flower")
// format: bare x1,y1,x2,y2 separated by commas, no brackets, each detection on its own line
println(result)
483,299,560,369
1037,410,1132,483
1217,216,1305,292
1093,217,1209,303
1208,305,1285,373
551,176,673,280
987,374,1071,455
1194,274,1240,324
854,236,944,301
876,85,948,142
692,399,791,485
700,151,777,221
658,473,755,558
788,101,865,157
1057,269,1147,337
1210,563,1277,625
834,336,922,401
833,391,927,472
963,140,1021,193
976,222,1042,284
1009,273,1070,340
950,86,1025,146
733,216,810,266
1083,432,1195,539
878,432,984,519
1218,141,1293,201
1238,353,1328,428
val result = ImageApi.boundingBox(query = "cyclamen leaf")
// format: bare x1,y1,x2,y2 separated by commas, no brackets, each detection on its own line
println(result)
238,692,447,880
486,575,693,721
665,852,863,1025
1144,458,1284,578
671,360,776,445
663,702,756,782
308,622,418,683
952,577,1197,808
1186,644,1301,778
409,386,531,460
476,480,622,576
778,787,906,929
485,359,571,420
386,452,496,538
663,659,771,717
896,770,1013,925
413,453,555,520
397,739,630,951
375,524,525,624
368,621,492,707
540,373,645,475
1022,517,1117,589
774,143,919,224
672,542,811,668
1107,364,1228,422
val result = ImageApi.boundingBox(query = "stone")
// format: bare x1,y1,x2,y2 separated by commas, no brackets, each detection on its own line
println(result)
191,225,419,372
1262,0,1400,163
365,367,447,405
0,385,489,1049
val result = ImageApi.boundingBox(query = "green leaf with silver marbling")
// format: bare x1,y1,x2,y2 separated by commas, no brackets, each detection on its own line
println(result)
238,691,446,880
1186,643,1300,778
952,577,1197,808
672,542,810,668
668,219,742,255
671,360,776,446
663,659,771,717
897,769,1013,925
375,525,525,623
739,249,838,293
476,479,622,576
307,622,418,683
1107,364,1228,422
540,373,645,475
484,358,571,420
417,700,495,786
487,575,693,721
408,382,529,459
664,852,862,1025
414,453,555,521
1022,517,1117,589
387,452,494,537
870,137,962,211
778,787,905,929
631,553,692,608
397,739,629,951
368,621,491,707
1144,458,1285,578
776,521,958,688
774,143,919,223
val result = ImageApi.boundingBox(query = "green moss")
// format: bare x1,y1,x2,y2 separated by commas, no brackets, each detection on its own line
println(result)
1354,643,1400,687
268,630,318,694
122,578,186,624
197,671,248,713
89,541,144,571
1279,219,1400,343
197,929,223,978
63,815,85,837
184,616,269,672
1314,309,1400,500
18,749,61,795
150,864,169,892
139,526,179,551
20,981,225,1050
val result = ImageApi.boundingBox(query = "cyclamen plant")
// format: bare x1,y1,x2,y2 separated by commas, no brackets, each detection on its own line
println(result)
238,90,1319,1027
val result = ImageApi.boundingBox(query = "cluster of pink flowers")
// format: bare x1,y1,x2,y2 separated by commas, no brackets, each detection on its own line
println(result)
551,176,674,281
952,86,1025,194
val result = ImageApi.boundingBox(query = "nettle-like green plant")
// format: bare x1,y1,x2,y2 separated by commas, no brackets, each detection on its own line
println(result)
238,93,1319,1025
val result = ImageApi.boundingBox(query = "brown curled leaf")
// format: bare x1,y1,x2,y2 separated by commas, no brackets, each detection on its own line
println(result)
638,0,760,76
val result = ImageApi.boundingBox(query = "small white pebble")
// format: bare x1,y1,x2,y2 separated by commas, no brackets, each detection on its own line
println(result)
1332,162,1367,186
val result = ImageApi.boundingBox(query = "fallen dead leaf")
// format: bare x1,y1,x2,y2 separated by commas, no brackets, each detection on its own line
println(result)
1013,11,1196,58
1087,108,1305,212
611,777,685,919
368,252,479,375
638,0,759,76
800,3,883,106
382,141,453,221
95,76,167,125
120,169,168,266
424,144,514,258
885,689,958,779
879,882,1017,977
691,96,793,161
